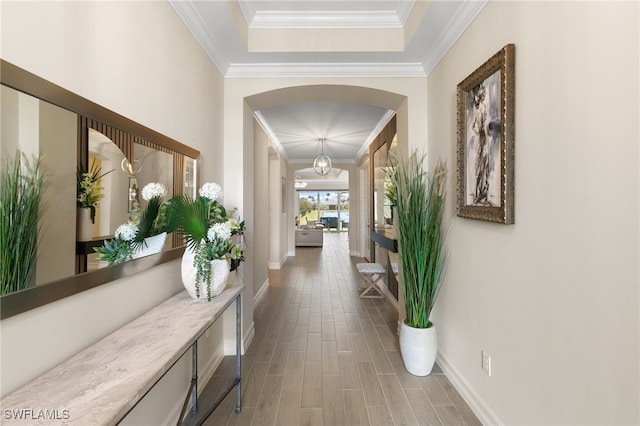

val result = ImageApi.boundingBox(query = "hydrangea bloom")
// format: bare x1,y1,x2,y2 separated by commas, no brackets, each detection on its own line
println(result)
115,223,138,241
141,182,166,201
199,182,223,202
207,222,232,241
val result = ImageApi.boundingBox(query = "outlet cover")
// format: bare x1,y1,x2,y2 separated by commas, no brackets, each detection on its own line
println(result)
482,351,492,376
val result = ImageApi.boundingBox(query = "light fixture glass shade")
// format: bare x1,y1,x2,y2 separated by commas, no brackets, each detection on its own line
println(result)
313,154,332,176
313,139,331,176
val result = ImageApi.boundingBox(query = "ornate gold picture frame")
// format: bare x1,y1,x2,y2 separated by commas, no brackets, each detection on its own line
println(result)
456,44,515,224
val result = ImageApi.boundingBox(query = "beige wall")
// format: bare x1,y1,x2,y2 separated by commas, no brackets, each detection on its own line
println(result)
37,101,77,283
427,1,639,424
0,1,227,422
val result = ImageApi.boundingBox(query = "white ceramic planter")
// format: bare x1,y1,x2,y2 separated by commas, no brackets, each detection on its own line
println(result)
76,207,93,241
132,232,167,259
181,246,230,300
399,321,437,376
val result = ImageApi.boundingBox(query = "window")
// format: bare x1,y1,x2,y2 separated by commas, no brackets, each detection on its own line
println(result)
297,191,349,231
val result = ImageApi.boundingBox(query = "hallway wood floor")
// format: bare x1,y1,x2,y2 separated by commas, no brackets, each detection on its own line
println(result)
206,232,480,425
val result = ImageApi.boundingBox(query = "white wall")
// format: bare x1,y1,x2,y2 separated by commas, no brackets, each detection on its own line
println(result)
1,1,227,422
427,2,639,424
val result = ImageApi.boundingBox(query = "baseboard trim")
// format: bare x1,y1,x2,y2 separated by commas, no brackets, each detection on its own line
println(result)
436,350,503,425
242,321,255,354
376,282,399,312
268,253,288,270
254,279,269,309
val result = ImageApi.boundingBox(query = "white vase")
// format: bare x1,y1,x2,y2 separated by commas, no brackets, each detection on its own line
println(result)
181,246,230,300
132,232,167,259
76,207,93,241
399,321,437,376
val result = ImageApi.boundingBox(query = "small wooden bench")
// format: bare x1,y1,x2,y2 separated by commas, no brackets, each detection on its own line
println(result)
355,263,386,298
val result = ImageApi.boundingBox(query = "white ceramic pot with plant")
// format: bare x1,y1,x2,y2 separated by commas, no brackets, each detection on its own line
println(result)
171,182,245,301
181,246,230,300
76,159,112,241
388,151,447,376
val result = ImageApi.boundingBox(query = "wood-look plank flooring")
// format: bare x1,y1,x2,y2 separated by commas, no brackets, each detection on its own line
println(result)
205,232,480,425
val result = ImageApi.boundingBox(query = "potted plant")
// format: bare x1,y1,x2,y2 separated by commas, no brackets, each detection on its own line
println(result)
387,150,447,376
95,182,173,264
0,150,45,294
170,182,245,301
76,159,113,241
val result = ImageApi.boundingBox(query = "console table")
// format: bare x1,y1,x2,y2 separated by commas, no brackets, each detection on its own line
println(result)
0,276,244,425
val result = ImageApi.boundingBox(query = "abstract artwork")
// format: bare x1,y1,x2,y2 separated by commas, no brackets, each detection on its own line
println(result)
457,44,515,224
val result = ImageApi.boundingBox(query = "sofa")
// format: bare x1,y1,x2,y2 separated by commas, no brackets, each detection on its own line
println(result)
295,226,324,247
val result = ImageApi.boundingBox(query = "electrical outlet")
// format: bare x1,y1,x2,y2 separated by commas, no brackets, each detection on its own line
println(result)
481,351,492,376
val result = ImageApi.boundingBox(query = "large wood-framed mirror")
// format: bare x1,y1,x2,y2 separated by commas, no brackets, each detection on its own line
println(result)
0,60,199,319
369,115,398,299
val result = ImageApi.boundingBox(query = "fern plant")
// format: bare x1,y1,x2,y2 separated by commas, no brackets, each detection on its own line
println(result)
387,151,447,329
1,151,45,294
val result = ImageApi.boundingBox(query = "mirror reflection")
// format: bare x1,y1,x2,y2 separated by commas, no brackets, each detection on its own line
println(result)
0,83,198,295
372,133,398,231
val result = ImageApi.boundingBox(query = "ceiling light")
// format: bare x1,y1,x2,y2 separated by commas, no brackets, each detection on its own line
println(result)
313,138,332,176
294,175,307,189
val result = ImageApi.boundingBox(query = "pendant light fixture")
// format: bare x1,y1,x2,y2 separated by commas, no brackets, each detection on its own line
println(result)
313,138,332,176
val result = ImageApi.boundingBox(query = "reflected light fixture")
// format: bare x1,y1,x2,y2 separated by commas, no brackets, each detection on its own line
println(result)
121,157,142,176
294,175,307,189
313,138,332,176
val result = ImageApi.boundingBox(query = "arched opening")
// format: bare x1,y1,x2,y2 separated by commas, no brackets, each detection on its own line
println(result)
244,84,406,262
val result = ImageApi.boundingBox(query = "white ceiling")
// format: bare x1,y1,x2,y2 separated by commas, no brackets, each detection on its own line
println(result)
170,0,487,173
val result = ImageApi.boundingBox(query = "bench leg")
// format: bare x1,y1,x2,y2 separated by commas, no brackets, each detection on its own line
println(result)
359,274,385,299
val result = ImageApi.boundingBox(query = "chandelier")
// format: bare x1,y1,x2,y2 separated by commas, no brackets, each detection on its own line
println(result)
313,138,332,176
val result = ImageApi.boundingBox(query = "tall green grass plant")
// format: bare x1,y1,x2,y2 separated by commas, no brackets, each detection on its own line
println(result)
388,151,447,329
1,150,45,294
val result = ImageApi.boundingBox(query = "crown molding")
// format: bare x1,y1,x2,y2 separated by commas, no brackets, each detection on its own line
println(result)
254,111,288,161
421,0,489,75
226,62,426,78
356,109,396,161
168,0,230,75
248,10,403,29
395,0,416,26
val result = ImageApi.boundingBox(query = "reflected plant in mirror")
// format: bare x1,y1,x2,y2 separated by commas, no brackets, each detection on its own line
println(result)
0,151,45,294
77,158,113,223
95,182,175,265
0,60,201,317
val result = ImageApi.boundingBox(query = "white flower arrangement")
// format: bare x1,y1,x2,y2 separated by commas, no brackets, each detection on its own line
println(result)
207,222,232,241
172,182,245,300
141,182,167,201
199,182,223,202
115,223,138,242
95,182,171,265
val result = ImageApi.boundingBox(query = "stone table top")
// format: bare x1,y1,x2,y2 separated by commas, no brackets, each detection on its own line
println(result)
0,276,244,425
